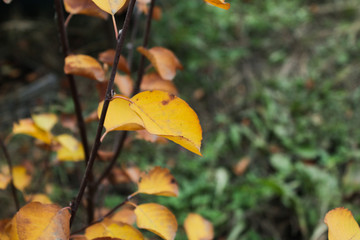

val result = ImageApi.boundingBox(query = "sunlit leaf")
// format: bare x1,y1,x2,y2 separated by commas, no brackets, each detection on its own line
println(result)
99,49,130,74
114,74,134,97
0,173,11,190
184,213,214,240
111,206,136,225
204,0,230,10
130,91,202,155
25,194,53,204
32,113,58,132
137,166,178,197
85,218,144,240
12,166,31,191
137,47,183,80
64,54,105,82
56,134,85,162
92,0,127,15
324,207,360,240
7,202,70,240
64,0,108,19
12,119,53,144
135,203,177,240
141,73,178,95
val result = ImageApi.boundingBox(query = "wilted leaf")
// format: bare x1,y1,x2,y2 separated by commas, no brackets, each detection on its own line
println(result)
64,54,105,82
152,6,162,20
32,113,58,132
109,167,131,184
0,173,11,190
137,47,183,80
25,194,52,204
60,113,77,131
111,206,136,225
124,166,141,183
99,49,130,74
324,207,360,240
12,119,53,144
12,166,31,191
114,74,133,97
92,0,127,15
135,203,177,240
140,73,178,95
184,213,214,240
97,150,115,161
64,0,108,19
85,218,143,240
137,166,178,197
204,0,230,10
7,202,70,240
56,134,85,162
233,157,251,176
135,130,168,144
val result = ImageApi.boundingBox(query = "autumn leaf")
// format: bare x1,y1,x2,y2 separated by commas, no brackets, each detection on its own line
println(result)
12,119,53,144
184,213,214,240
135,166,178,197
6,202,71,240
85,218,144,240
233,157,251,176
0,173,11,190
114,74,134,97
32,113,58,132
12,166,31,191
137,47,183,80
324,207,360,240
135,203,177,240
135,130,168,144
25,194,53,204
0,219,11,240
64,0,108,19
204,0,230,10
140,73,178,95
55,134,85,162
64,54,105,82
111,206,136,225
92,0,128,15
98,49,130,74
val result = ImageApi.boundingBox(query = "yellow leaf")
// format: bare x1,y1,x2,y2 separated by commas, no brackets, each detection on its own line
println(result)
111,206,136,225
130,91,202,155
137,47,183,80
203,0,230,10
135,203,177,240
12,119,53,144
92,0,127,15
64,0,108,19
56,134,85,162
324,207,360,240
85,218,144,240
12,166,31,191
64,54,105,82
32,113,58,132
7,202,70,240
137,166,178,197
25,194,53,204
184,213,214,240
0,173,11,190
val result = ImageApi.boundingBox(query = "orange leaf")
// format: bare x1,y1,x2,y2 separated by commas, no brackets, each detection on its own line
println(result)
55,134,85,162
140,73,178,95
184,213,214,240
109,167,131,184
0,219,11,240
111,206,136,225
92,0,128,15
324,207,360,240
85,218,144,240
12,166,31,191
203,0,230,10
64,54,105,82
7,202,71,240
98,49,130,74
137,47,183,80
32,113,58,132
114,74,134,97
64,0,108,19
12,119,53,144
152,6,162,20
233,157,251,176
0,173,11,190
135,129,168,144
135,203,177,240
137,166,178,197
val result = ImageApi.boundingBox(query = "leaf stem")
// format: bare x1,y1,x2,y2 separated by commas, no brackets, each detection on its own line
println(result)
112,14,119,39
69,0,138,227
0,137,20,211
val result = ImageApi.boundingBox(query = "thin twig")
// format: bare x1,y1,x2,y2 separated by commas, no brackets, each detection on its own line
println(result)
93,0,156,189
0,137,20,211
69,0,137,227
64,13,73,28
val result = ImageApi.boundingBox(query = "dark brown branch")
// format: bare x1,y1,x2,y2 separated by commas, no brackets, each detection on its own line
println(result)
0,137,20,211
93,0,156,190
69,0,137,227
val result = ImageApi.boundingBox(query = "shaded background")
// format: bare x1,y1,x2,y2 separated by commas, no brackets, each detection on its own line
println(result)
1,0,360,239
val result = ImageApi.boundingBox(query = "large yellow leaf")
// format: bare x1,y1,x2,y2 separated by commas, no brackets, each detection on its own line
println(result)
135,203,177,240
324,207,360,240
137,47,183,81
7,202,70,240
137,166,178,197
32,113,58,132
92,0,127,15
85,218,144,240
0,219,11,240
64,54,105,82
130,91,202,155
55,134,85,162
64,0,108,19
12,166,31,191
184,213,214,240
12,119,53,144
203,0,230,10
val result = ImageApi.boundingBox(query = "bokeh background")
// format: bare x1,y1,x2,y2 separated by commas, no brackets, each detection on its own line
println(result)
1,0,360,239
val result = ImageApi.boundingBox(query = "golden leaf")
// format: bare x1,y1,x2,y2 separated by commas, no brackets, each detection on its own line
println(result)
64,54,105,82
111,206,136,225
135,203,177,240
203,0,230,10
98,49,130,74
64,0,108,19
7,202,70,240
25,194,53,204
114,74,134,97
56,134,85,162
12,166,31,191
140,73,178,95
137,47,183,80
12,119,53,144
137,166,178,197
85,218,144,240
324,207,360,240
92,0,128,15
184,213,214,240
32,113,58,132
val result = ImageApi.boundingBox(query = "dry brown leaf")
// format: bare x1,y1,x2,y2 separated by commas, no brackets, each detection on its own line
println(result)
184,213,214,240
114,74,134,97
64,0,108,19
152,6,162,20
140,73,178,95
137,47,183,80
108,167,131,184
97,150,115,161
64,54,105,82
98,49,130,74
124,166,141,183
233,157,251,176
60,113,77,131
